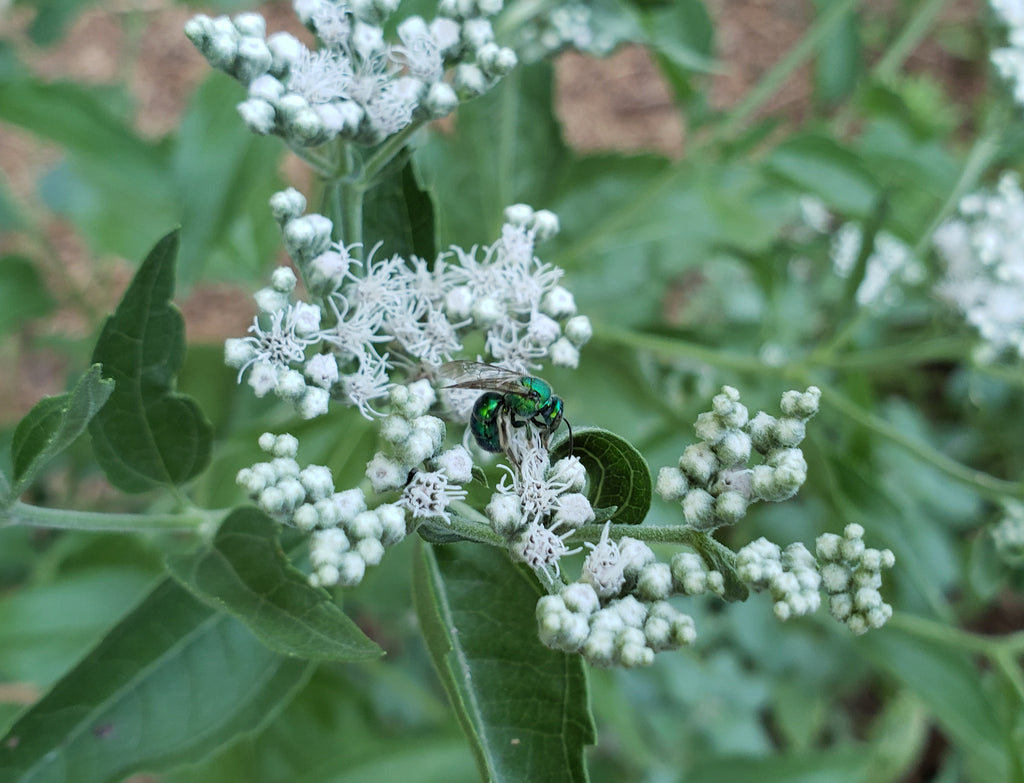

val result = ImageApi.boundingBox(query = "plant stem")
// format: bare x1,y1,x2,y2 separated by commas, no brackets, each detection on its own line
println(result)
594,323,778,375
873,0,952,80
820,336,975,369
815,380,1024,500
357,120,426,186
2,501,226,532
703,0,859,146
445,501,506,547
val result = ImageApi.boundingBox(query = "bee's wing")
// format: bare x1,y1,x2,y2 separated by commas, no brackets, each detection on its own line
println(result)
439,360,526,393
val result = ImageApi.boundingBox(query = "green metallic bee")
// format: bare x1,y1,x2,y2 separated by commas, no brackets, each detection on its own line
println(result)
440,361,572,454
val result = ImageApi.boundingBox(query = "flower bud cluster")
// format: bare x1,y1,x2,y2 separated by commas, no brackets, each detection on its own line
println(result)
513,4,617,63
362,381,470,526
225,193,591,420
186,0,516,146
655,385,821,531
536,583,696,668
735,538,821,621
989,1,1024,106
934,171,1024,360
224,265,331,419
830,222,922,309
535,523,703,668
816,523,895,634
235,432,409,588
992,500,1024,566
488,441,593,574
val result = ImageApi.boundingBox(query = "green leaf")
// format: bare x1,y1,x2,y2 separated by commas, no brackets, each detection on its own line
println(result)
165,664,476,783
0,255,54,335
15,0,97,45
171,75,284,285
551,427,651,525
0,567,155,689
88,230,213,492
765,134,879,217
414,62,568,247
0,578,313,783
812,0,861,107
167,507,383,662
0,174,26,230
859,623,1011,781
641,2,715,73
0,77,177,260
413,542,595,783
363,157,437,261
9,364,113,499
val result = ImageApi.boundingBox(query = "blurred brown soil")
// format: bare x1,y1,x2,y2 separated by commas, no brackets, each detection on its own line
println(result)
0,0,982,421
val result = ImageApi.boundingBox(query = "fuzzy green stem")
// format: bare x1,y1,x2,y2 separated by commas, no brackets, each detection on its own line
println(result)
356,120,426,187
2,501,225,532
442,501,506,547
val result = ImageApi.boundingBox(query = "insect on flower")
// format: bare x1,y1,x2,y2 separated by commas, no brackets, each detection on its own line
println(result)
440,361,572,454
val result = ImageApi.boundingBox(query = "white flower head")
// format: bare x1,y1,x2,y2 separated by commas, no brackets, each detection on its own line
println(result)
289,46,354,104
341,351,392,417
513,520,581,576
581,522,625,598
393,20,444,81
400,469,467,524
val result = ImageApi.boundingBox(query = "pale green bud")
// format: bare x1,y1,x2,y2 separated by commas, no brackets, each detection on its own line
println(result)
336,552,367,586
714,490,749,525
238,98,276,134
681,488,715,529
486,492,524,536
635,562,672,601
562,582,600,616
679,443,717,485
377,503,407,545
235,37,273,83
356,537,386,566
780,386,821,419
269,187,306,223
454,63,487,97
424,81,458,117
293,503,320,531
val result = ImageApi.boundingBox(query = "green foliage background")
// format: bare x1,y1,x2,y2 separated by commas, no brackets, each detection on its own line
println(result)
1,0,1023,781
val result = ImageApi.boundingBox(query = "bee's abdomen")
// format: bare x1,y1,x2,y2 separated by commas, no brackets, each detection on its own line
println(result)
470,392,505,452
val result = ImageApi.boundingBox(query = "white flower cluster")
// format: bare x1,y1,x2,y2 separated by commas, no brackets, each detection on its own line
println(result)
227,191,590,419
362,380,471,526
655,385,821,531
536,524,698,667
537,584,696,669
735,537,821,622
185,0,516,146
831,223,923,308
514,4,615,63
225,264,333,419
989,0,1024,105
486,440,594,575
235,432,409,587
816,523,895,635
933,172,1024,360
992,500,1024,566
